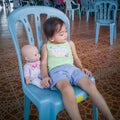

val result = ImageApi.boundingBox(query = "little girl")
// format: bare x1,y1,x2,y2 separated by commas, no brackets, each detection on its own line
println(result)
40,17,115,120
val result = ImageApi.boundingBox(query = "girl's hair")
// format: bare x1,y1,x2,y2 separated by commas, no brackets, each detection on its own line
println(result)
43,17,64,39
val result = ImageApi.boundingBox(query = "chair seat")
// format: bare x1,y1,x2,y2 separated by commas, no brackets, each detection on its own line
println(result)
25,84,87,107
96,20,115,26
23,76,95,120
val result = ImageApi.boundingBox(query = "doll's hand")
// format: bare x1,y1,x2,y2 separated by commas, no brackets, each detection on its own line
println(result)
82,68,92,76
25,76,32,84
41,77,52,88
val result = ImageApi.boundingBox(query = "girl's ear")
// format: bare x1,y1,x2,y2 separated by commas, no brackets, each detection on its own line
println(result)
49,38,54,42
49,37,54,42
50,39,54,42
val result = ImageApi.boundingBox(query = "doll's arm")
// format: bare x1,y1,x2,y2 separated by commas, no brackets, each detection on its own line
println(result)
24,64,32,84
25,76,32,84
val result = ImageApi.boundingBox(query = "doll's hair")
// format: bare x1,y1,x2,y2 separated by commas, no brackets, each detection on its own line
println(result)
43,17,64,39
21,45,37,57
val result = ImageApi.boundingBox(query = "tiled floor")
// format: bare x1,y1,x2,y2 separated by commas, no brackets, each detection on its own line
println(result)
0,5,120,120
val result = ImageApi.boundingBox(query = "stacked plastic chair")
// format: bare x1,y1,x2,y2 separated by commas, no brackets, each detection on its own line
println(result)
8,6,98,120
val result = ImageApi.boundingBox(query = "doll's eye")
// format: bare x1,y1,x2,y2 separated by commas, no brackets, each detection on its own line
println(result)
35,54,37,56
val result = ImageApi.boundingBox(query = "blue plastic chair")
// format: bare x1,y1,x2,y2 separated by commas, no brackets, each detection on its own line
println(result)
80,0,89,15
8,6,98,120
94,0,118,45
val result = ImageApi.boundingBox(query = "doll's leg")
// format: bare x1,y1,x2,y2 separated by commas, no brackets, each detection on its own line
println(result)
77,76,115,120
56,79,82,120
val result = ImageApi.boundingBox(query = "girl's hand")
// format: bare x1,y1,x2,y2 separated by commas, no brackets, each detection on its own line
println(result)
41,77,52,88
82,68,92,76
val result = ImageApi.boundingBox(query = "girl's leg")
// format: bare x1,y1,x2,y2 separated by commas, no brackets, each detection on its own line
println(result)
56,79,82,120
77,76,115,120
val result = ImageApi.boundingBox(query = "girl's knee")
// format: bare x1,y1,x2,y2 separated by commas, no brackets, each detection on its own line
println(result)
78,77,97,92
86,80,98,95
88,82,97,91
56,80,73,94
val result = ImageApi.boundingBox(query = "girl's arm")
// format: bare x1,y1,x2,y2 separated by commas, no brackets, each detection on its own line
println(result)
69,40,83,69
41,44,52,88
41,44,48,78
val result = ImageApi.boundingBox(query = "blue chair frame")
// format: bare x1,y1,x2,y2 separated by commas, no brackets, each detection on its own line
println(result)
94,0,118,45
80,0,89,15
86,0,96,22
8,6,98,120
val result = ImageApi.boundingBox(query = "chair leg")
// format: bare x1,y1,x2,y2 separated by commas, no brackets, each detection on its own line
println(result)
110,24,114,45
86,11,89,22
113,24,117,41
38,104,57,120
24,95,31,120
72,10,74,21
79,9,81,20
69,10,72,18
65,9,67,15
95,23,100,44
92,103,98,120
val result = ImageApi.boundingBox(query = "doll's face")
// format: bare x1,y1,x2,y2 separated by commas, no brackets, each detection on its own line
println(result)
21,45,40,62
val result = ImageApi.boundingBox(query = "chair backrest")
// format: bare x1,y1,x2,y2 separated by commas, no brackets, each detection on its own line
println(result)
64,0,72,9
80,0,89,10
8,6,70,86
94,0,118,22
88,0,95,9
43,0,54,6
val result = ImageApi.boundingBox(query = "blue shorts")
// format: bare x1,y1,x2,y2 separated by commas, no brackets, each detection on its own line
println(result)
49,64,87,89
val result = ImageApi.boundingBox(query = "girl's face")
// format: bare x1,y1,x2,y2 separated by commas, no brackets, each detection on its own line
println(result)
50,24,68,44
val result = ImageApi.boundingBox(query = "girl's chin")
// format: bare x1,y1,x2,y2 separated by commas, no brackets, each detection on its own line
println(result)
57,40,67,44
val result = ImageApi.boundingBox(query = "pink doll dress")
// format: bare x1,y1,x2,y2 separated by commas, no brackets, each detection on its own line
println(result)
24,61,43,88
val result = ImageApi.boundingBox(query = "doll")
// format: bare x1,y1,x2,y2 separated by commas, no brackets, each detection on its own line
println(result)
21,45,43,88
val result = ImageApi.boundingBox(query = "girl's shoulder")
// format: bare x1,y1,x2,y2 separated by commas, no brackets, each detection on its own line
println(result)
42,43,47,49
67,40,75,47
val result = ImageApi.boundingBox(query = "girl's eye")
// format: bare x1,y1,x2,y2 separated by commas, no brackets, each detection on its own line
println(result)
59,32,64,36
35,54,37,56
60,34,64,36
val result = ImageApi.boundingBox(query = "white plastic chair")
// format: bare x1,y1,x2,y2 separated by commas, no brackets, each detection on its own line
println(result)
64,0,81,21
